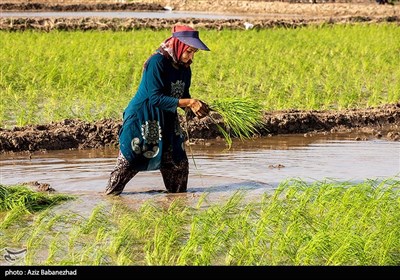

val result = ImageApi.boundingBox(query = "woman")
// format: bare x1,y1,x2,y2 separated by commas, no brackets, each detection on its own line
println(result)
105,25,210,196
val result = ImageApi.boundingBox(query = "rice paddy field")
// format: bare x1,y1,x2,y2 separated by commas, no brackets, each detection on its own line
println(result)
1,178,399,266
1,20,400,267
1,24,399,128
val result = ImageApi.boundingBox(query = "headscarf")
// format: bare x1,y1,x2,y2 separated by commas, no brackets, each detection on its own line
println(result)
158,25,196,67
144,25,206,69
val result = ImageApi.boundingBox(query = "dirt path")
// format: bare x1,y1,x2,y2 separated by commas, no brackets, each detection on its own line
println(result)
1,103,399,154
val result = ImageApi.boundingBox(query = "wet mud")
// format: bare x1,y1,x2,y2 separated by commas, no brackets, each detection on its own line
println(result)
1,102,399,154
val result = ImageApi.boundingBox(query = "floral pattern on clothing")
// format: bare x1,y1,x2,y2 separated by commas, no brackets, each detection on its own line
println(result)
131,137,141,154
141,120,162,144
171,80,185,98
131,120,162,159
142,145,160,159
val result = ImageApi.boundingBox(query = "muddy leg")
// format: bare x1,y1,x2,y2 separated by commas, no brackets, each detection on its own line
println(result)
105,152,138,196
160,151,189,193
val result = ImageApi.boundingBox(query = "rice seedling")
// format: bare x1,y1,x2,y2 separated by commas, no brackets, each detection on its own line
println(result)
207,97,265,148
1,177,399,265
1,24,399,128
0,184,74,229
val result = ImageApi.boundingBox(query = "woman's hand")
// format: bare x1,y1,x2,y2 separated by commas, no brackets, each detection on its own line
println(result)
190,99,209,118
179,99,210,119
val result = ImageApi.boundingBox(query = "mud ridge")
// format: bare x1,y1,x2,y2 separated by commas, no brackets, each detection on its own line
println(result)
1,103,399,154
1,2,166,12
1,16,399,32
0,2,164,11
1,1,399,31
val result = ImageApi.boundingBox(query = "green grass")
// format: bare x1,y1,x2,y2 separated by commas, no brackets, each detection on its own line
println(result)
1,24,399,128
1,178,399,265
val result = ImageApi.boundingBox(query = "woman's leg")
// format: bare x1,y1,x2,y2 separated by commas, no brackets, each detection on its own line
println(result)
160,148,189,193
105,152,139,196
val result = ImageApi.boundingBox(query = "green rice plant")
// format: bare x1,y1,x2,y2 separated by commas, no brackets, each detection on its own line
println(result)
143,198,191,265
220,178,400,265
1,178,399,265
0,185,74,212
176,191,247,265
0,185,74,229
1,24,399,128
24,213,55,264
208,97,265,148
100,201,163,265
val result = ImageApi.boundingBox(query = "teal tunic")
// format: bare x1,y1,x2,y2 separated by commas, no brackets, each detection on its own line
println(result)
119,52,191,171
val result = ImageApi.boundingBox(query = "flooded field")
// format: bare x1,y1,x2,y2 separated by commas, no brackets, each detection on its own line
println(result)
0,133,400,266
0,1,399,266
1,133,398,207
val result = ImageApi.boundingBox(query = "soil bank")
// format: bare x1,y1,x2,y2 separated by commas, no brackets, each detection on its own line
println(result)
1,103,399,154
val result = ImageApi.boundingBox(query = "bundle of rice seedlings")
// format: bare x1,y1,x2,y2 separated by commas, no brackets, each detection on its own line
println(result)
208,97,265,148
0,184,73,213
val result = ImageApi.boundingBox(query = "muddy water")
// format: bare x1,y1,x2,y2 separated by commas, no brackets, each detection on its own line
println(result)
1,133,399,208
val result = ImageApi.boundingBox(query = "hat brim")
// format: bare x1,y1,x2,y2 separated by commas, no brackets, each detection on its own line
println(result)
172,30,210,51
177,37,210,51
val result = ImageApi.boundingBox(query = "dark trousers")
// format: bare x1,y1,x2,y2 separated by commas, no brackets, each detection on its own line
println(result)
105,150,189,196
